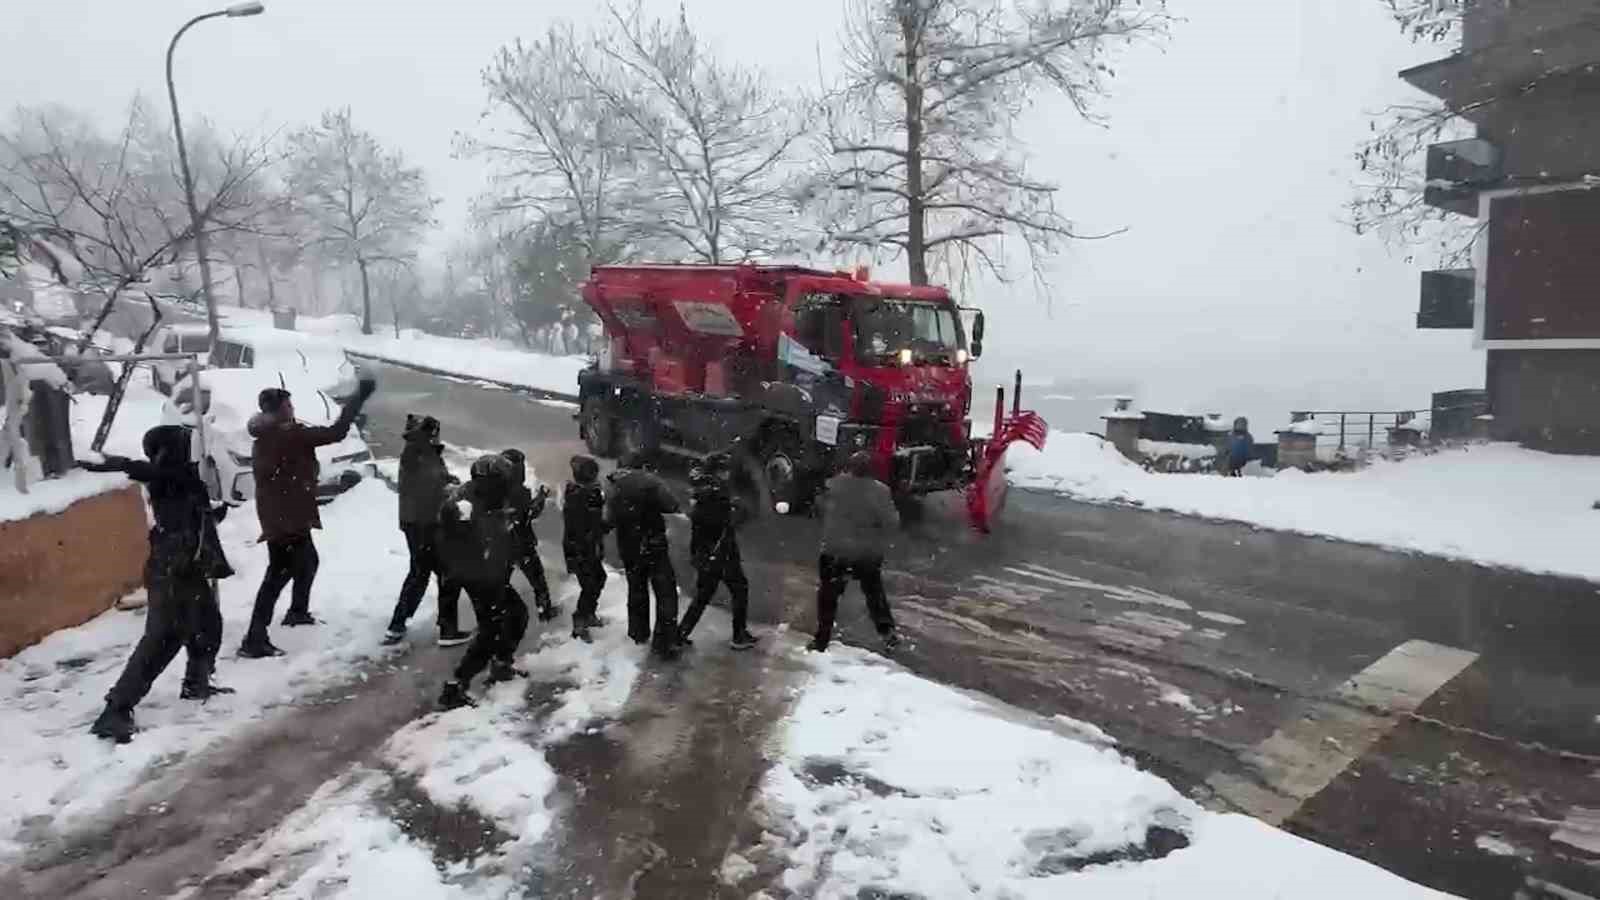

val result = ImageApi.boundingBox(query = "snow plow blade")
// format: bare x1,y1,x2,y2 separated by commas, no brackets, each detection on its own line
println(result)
966,410,1047,533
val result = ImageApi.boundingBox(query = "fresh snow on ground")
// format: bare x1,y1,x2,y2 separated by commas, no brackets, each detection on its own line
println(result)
746,645,1450,898
0,474,411,864
207,578,643,896
218,308,586,398
1008,431,1600,582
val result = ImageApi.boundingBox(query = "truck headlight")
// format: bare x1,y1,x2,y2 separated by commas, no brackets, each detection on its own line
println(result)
898,348,912,366
956,349,969,364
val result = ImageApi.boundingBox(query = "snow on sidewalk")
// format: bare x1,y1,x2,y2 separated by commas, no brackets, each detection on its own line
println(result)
0,477,412,864
741,645,1451,898
206,578,644,897
1008,432,1600,582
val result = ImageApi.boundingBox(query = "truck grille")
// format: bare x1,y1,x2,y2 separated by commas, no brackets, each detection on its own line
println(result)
897,414,948,447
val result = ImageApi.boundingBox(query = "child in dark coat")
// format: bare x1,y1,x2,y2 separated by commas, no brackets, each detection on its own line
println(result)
435,454,529,709
677,452,758,650
501,448,559,622
562,454,608,642
79,425,235,743
384,415,466,646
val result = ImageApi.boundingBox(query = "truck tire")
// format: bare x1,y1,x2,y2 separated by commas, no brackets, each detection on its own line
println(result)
581,399,615,458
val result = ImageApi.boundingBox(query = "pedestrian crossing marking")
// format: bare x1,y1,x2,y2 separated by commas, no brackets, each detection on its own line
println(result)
1206,639,1479,825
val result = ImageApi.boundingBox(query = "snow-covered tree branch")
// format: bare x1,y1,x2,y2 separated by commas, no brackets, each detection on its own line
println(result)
284,108,437,335
812,0,1168,287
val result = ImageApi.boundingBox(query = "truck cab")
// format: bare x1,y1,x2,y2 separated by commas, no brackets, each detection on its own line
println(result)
577,265,985,510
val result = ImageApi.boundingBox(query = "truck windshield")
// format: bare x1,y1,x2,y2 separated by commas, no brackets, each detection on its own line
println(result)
853,298,963,364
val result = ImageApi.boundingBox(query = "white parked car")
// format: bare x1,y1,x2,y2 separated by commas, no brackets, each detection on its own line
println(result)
209,328,361,402
149,323,212,394
162,369,372,505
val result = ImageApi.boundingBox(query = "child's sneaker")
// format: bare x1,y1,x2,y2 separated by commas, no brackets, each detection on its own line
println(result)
487,661,529,684
729,632,759,651
381,627,405,646
438,627,473,648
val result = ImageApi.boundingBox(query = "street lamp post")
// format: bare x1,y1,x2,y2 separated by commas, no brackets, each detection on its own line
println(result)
165,2,266,346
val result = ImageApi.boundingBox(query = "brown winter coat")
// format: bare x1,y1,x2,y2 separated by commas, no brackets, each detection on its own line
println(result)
248,405,360,542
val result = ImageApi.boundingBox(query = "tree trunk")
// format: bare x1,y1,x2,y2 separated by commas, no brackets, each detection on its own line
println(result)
357,256,373,335
233,267,247,310
901,11,927,286
258,242,278,309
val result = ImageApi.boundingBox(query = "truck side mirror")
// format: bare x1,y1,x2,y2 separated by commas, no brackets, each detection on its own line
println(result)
968,310,985,358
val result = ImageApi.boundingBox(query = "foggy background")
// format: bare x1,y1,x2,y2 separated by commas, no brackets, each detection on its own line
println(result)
7,0,1483,433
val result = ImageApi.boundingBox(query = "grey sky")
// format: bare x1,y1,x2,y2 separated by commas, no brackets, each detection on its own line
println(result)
7,0,1483,417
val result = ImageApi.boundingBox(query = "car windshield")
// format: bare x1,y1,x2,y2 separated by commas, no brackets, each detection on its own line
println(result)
852,298,963,363
178,333,211,353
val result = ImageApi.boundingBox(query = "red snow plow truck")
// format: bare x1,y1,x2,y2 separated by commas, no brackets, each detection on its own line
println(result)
576,264,992,515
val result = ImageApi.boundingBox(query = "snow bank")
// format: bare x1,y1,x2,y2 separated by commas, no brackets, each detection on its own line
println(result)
206,577,643,895
0,476,409,862
1008,432,1600,582
212,769,496,900
750,646,1448,898
382,576,641,844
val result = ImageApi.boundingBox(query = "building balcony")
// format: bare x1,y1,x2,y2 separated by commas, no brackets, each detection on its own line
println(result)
1418,269,1475,329
1422,138,1502,216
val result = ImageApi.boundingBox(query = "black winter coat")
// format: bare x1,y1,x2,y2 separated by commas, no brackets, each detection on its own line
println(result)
397,431,454,525
437,481,517,587
605,467,680,559
562,480,607,566
689,470,743,568
83,456,234,580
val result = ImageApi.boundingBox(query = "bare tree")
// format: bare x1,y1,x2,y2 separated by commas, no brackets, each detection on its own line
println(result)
814,0,1167,287
1381,0,1466,43
577,3,807,263
284,108,437,335
0,99,273,312
470,27,641,264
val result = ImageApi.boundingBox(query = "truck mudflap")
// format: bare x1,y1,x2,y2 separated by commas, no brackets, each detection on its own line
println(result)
966,410,1049,533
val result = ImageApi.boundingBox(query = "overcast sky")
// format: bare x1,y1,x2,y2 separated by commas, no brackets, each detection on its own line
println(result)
8,0,1485,418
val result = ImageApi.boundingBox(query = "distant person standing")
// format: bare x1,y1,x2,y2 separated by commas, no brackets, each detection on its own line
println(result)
606,451,683,658
676,452,758,651
810,451,901,653
501,448,559,622
562,454,609,643
1225,417,1253,477
240,376,376,658
79,425,235,743
383,414,468,647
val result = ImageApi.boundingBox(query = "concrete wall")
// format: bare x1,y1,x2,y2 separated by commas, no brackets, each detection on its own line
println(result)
0,486,147,659
1486,349,1600,452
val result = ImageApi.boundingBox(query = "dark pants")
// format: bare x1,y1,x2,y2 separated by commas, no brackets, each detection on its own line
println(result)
623,547,678,650
389,523,461,632
106,569,222,710
568,555,607,624
248,534,319,642
814,554,895,648
513,529,553,609
680,552,749,639
454,582,528,684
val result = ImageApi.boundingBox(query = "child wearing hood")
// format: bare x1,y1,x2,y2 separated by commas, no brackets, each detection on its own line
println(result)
562,454,608,642
501,448,559,623
383,414,467,646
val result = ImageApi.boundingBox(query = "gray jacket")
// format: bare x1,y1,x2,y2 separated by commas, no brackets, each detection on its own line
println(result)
819,473,900,560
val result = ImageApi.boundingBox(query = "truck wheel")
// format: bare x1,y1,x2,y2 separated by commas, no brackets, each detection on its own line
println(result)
581,399,615,458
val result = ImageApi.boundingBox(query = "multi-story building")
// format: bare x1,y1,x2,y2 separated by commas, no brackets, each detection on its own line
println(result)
1403,0,1600,451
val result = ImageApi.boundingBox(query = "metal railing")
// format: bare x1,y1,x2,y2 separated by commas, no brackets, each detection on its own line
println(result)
1287,410,1427,453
